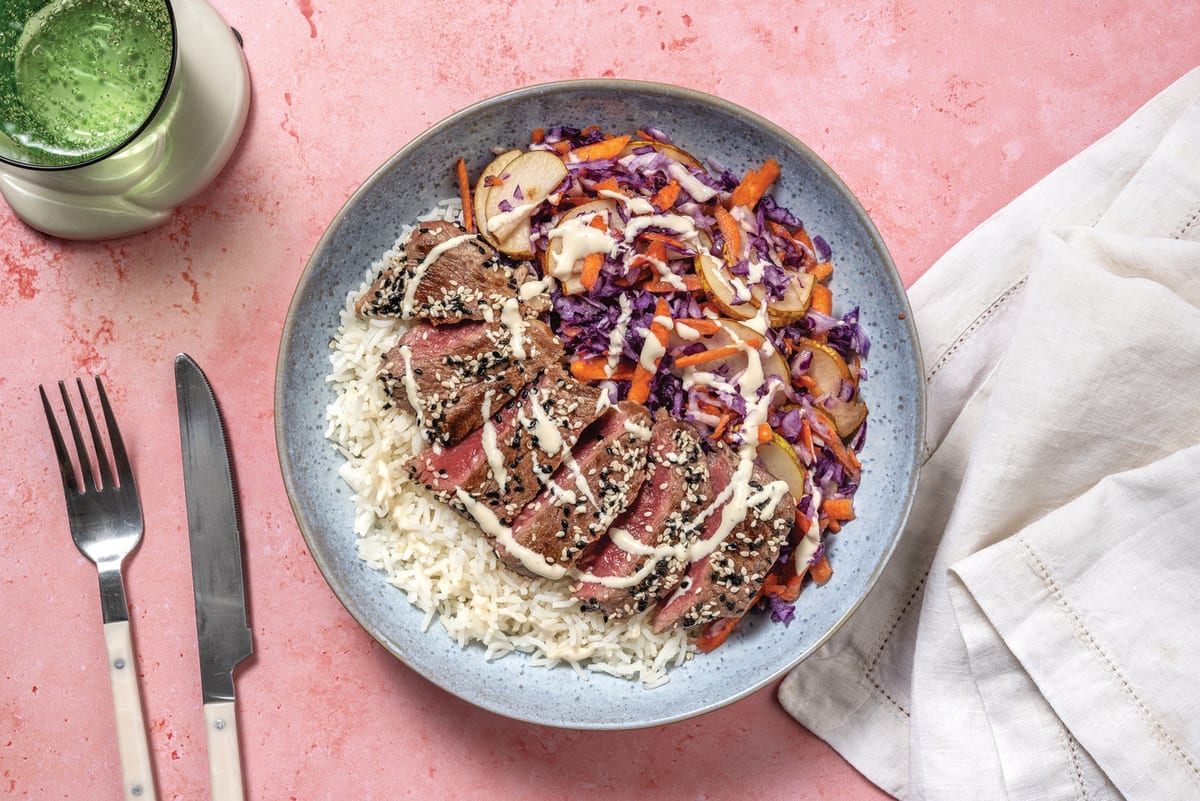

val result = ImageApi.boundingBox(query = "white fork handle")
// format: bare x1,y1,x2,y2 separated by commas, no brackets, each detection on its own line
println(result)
203,701,245,801
102,621,157,801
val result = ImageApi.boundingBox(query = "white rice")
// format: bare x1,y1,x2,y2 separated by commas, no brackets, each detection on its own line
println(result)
324,199,693,686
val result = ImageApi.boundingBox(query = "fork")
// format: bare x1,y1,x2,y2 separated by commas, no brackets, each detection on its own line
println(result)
41,378,158,801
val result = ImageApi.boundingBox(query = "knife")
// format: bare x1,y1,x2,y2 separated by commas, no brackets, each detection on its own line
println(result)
175,353,253,801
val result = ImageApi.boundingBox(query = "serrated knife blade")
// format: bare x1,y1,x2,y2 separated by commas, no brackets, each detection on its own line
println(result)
175,353,251,801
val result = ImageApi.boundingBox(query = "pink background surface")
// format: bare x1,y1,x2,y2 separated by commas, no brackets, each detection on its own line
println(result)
2,1,1196,799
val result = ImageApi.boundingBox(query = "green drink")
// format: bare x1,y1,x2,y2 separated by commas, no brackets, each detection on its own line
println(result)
0,0,175,168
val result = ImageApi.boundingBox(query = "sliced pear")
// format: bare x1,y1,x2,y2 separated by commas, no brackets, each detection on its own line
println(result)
675,318,789,403
757,433,809,501
473,149,521,247
697,250,815,326
618,139,704,171
482,149,569,258
795,338,867,438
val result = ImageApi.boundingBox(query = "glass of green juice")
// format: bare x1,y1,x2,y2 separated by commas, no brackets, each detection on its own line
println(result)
0,0,177,170
0,0,250,239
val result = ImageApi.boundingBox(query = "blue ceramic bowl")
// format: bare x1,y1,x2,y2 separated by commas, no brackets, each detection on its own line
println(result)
275,79,924,730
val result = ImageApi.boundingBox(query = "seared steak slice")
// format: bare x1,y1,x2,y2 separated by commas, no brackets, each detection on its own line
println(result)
406,364,605,524
650,444,795,634
574,413,710,620
357,220,548,323
380,318,562,446
500,401,652,575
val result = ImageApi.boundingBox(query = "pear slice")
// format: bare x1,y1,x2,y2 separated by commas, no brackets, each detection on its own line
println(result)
676,318,789,404
795,338,867,438
482,150,569,258
696,249,815,326
543,198,617,294
757,432,809,501
473,149,521,247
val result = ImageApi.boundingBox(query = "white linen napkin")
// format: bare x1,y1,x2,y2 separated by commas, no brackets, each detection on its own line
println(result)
778,67,1200,801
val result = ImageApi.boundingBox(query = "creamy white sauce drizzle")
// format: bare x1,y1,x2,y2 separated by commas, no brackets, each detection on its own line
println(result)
605,294,634,377
486,199,540,241
598,188,656,216
621,212,698,243
666,161,717,202
401,233,477,317
499,297,527,360
454,489,566,579
397,344,422,417
479,390,507,493
546,214,615,282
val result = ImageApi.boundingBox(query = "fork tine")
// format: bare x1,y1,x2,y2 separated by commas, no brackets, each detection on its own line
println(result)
93,376,134,492
57,379,96,492
39,384,79,494
78,377,115,491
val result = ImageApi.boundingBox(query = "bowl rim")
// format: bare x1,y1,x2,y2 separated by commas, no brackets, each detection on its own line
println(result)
274,78,926,729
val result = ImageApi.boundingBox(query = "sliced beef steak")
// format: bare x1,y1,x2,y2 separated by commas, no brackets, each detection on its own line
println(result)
380,318,562,446
574,413,711,620
357,220,547,323
406,364,605,524
650,444,795,634
499,401,652,575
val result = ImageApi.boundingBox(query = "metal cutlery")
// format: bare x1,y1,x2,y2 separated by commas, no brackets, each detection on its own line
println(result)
175,353,253,801
40,378,157,801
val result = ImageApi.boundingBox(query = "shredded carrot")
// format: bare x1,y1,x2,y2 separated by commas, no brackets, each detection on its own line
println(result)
551,140,571,155
822,497,856,522
672,318,721,336
645,274,703,293
710,410,735,441
811,282,833,316
567,134,632,163
483,174,505,188
531,127,545,145
809,554,833,585
650,179,681,212
730,158,780,209
808,261,834,281
570,357,633,382
696,616,739,653
592,176,621,194
639,231,690,252
455,157,474,234
810,412,861,474
713,204,742,264
800,417,816,461
628,298,671,403
579,215,608,291
792,225,815,253
673,337,761,369
757,423,773,444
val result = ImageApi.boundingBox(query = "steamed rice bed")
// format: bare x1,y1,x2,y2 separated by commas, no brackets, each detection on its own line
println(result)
325,200,692,686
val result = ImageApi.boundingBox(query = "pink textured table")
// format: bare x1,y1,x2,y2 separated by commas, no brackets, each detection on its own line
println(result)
3,2,1195,798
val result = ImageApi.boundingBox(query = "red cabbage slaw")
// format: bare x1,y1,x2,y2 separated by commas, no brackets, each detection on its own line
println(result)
478,124,870,634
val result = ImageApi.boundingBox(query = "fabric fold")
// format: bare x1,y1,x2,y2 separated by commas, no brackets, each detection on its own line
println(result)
779,66,1200,801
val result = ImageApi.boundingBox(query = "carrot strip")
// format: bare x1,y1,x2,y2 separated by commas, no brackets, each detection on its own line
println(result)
757,423,773,444
592,176,621,194
822,497,856,522
673,338,761,369
551,140,571,155
650,179,681,212
808,261,834,281
628,298,671,403
696,616,739,653
455,158,474,233
567,134,632,163
730,158,780,209
792,225,815,253
579,215,608,291
710,410,734,441
809,554,833,585
810,412,861,474
713,204,742,264
811,282,833,316
800,417,816,461
645,274,703,293
639,231,691,251
672,318,721,336
570,357,633,382
531,127,546,144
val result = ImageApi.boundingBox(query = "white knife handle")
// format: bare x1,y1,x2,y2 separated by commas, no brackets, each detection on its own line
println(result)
203,701,246,801
102,621,158,801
